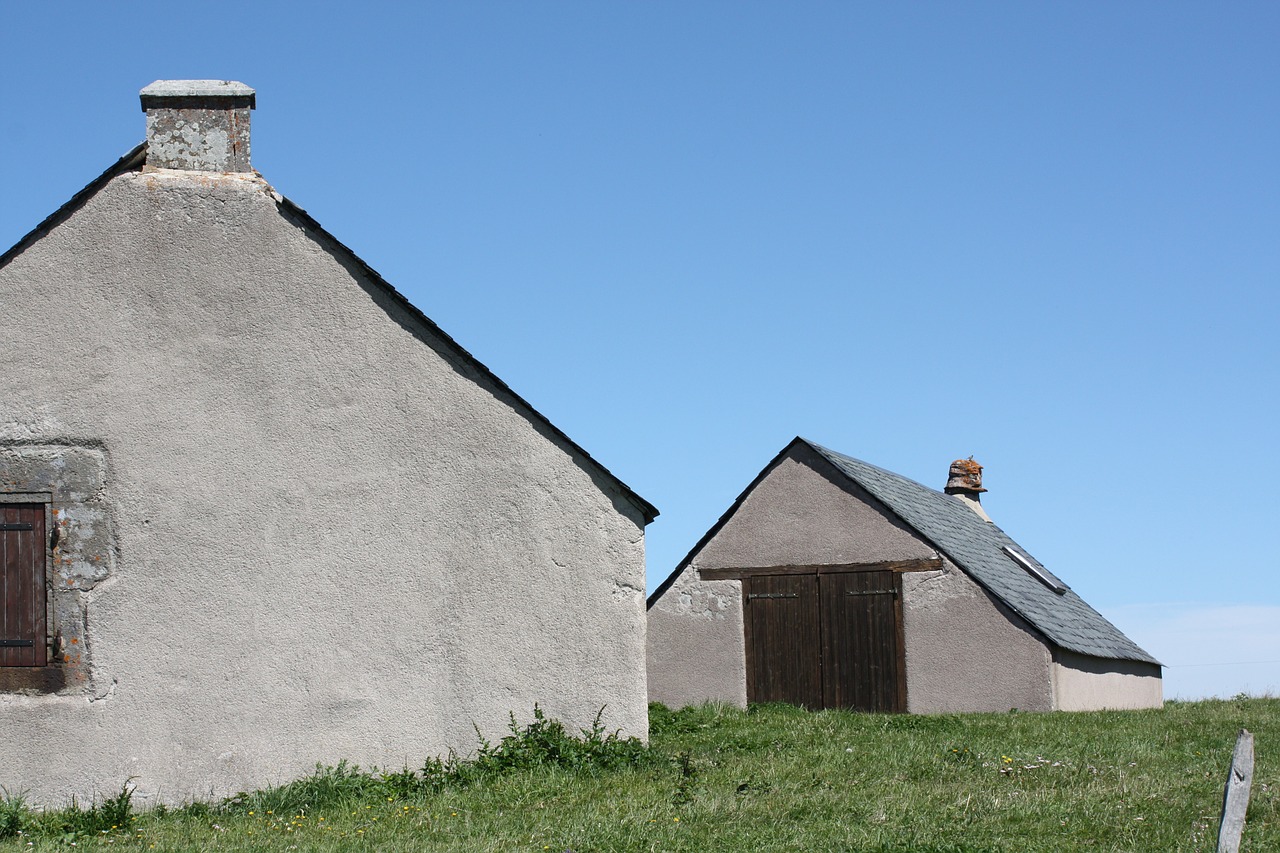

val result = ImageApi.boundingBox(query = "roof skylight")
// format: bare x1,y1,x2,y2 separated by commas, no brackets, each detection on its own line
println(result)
1002,545,1067,595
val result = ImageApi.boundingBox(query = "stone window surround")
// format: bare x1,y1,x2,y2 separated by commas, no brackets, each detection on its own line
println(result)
0,443,111,696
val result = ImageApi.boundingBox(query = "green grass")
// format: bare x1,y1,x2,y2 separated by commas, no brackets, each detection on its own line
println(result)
2,697,1276,851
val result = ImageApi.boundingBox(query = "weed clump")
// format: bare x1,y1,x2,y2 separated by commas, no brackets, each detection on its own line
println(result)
413,704,653,793
671,751,698,805
458,704,652,779
216,705,652,815
2,783,136,843
0,791,32,839
219,760,385,817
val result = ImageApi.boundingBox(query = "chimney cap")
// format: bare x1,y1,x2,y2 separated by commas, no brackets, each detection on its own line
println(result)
140,80,255,108
945,456,987,495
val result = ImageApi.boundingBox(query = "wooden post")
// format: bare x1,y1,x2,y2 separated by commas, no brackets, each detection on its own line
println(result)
1216,729,1254,853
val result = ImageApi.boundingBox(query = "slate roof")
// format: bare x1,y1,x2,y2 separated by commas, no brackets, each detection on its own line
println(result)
805,440,1159,665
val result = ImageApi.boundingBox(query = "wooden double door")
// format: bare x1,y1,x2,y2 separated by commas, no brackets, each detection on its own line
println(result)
744,570,905,712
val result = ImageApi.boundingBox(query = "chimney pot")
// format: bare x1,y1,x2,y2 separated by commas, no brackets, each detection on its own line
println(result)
140,80,256,173
946,456,991,521
945,457,987,495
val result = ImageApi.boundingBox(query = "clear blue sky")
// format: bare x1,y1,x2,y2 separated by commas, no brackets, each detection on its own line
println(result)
2,2,1277,699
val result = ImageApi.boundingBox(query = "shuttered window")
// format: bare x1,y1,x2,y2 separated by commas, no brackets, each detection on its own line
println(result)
1,504,46,667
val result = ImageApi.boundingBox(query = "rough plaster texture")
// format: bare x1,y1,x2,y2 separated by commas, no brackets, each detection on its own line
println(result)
646,568,745,708
1052,651,1163,710
0,168,649,805
647,443,1056,711
901,565,1053,713
693,444,934,571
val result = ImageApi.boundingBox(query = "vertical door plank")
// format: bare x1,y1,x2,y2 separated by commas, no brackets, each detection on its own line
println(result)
1,505,12,667
744,574,822,709
820,570,904,712
27,505,47,666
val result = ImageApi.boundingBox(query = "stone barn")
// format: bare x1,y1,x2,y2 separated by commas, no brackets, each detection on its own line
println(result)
647,438,1161,713
0,81,657,805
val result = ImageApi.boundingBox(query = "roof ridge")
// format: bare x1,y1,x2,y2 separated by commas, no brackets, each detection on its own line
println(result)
1,144,658,525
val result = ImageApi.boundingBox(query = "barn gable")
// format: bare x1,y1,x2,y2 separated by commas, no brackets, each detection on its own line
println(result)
686,439,936,573
647,437,1161,713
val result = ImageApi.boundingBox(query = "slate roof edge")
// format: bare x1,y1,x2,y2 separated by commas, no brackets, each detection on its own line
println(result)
267,191,659,525
647,437,807,608
800,439,1056,651
0,143,659,526
0,142,147,272
803,440,1160,665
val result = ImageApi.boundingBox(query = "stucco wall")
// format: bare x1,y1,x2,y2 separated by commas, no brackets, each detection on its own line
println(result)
647,445,935,709
693,445,933,570
647,443,1057,712
902,564,1053,713
1052,651,1163,711
0,169,648,805
646,568,745,708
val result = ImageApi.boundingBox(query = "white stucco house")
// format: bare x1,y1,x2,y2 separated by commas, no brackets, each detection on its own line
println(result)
647,438,1161,714
0,81,657,805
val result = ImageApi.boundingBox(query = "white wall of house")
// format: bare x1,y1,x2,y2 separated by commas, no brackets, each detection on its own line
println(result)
0,166,649,805
646,569,746,708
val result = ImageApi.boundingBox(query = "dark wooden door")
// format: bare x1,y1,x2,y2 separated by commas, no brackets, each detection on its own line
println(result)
743,574,822,709
1,504,46,667
821,570,904,713
744,570,905,712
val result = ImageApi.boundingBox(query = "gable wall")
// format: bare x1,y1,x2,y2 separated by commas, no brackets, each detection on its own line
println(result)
692,445,932,570
0,171,648,805
647,570,746,708
648,443,1053,711
902,562,1053,713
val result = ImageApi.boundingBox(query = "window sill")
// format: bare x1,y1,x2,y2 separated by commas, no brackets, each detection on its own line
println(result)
0,665,66,694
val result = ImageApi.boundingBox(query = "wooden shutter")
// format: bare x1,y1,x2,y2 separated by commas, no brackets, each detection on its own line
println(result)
743,574,822,709
1,504,46,667
820,570,904,712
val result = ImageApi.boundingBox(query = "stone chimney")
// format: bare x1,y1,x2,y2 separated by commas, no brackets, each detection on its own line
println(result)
140,80,256,173
945,457,991,521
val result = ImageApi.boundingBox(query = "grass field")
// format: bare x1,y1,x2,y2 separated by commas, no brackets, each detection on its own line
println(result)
2,697,1275,851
